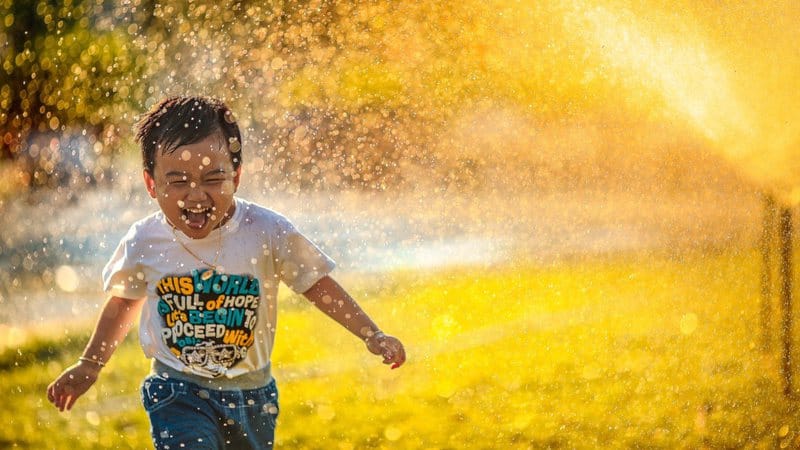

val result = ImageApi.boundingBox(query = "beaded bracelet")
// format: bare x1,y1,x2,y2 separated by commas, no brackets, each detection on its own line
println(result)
78,356,106,368
364,330,385,344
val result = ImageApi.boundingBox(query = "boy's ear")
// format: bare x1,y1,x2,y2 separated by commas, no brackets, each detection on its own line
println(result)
232,166,242,192
143,170,157,199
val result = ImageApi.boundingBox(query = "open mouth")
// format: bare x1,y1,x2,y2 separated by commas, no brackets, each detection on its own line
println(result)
181,206,212,229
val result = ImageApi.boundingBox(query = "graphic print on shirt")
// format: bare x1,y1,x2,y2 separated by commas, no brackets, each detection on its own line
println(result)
156,269,260,377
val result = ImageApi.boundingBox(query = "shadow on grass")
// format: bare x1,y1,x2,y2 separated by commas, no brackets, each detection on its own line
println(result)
0,330,92,371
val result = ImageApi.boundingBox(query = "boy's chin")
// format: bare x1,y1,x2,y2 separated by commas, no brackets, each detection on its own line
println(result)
174,221,213,239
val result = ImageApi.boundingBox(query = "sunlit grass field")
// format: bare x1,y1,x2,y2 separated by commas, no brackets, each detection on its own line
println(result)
2,249,798,449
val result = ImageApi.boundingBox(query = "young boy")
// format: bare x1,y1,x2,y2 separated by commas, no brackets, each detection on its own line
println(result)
47,96,406,449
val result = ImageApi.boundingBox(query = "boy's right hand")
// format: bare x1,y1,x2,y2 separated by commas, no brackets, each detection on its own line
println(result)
47,361,101,412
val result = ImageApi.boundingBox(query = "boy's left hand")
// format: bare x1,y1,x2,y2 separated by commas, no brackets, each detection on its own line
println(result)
365,332,406,369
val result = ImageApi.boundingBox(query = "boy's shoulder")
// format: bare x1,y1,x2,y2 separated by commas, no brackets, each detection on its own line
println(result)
119,209,167,241
235,197,294,229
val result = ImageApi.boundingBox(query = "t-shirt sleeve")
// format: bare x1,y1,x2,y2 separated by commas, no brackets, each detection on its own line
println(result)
102,225,148,299
274,217,336,293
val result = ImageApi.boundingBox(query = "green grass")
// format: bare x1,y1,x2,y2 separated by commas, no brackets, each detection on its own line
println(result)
2,249,798,449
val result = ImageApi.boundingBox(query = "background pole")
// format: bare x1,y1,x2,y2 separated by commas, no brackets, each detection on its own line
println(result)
779,206,793,397
760,193,776,351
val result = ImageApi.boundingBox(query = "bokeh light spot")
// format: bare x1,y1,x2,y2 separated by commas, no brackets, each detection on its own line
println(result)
85,411,100,426
680,313,698,335
384,426,402,441
55,265,80,292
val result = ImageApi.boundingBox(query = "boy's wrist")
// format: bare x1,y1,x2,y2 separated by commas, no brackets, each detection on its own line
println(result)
78,356,106,371
363,330,385,343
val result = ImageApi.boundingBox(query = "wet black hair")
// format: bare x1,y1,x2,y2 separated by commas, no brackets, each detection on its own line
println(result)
135,96,242,175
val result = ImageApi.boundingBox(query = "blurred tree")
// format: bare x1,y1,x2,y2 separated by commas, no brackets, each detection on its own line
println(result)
1,0,148,189
2,0,698,194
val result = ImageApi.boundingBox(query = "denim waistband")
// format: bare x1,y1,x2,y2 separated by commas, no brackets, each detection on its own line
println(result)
151,358,273,390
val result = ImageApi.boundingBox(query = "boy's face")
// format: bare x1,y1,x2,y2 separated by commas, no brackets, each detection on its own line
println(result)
143,133,241,239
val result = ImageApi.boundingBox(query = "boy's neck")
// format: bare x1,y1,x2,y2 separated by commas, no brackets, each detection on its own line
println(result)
217,202,237,229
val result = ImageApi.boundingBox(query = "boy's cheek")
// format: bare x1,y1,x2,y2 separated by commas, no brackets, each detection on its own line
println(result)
220,181,236,195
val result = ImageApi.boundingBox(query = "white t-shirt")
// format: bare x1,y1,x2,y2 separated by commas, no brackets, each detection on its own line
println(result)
103,197,335,382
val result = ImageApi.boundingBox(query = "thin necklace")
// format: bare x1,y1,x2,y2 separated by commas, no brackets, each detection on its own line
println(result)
169,223,223,280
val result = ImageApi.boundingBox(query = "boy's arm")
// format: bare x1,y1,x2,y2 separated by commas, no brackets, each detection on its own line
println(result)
47,295,145,412
303,275,406,369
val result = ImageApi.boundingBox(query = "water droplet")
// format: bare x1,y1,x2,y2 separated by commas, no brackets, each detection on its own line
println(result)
181,150,192,161
85,411,100,426
202,156,211,166
435,380,458,398
229,138,241,153
177,200,186,208
262,403,278,414
270,57,285,70
384,426,402,441
55,265,80,292
317,404,335,421
322,294,332,304
680,313,698,335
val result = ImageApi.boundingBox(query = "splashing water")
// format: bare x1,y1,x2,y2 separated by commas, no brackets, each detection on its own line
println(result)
579,4,752,144
0,0,786,327
575,1,800,203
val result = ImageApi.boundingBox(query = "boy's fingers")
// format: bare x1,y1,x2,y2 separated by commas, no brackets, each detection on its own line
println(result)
65,394,78,411
388,341,404,360
390,345,406,369
389,354,404,369
393,349,405,365
59,394,71,412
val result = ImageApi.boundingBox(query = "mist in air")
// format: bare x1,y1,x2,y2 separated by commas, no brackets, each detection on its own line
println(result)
1,0,799,448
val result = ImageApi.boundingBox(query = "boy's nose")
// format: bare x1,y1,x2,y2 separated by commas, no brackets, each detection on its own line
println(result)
186,183,209,201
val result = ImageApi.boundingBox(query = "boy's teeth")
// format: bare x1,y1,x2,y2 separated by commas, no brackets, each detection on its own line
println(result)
183,208,209,229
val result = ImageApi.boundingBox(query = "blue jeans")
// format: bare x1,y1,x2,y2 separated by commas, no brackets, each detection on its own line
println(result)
140,374,279,450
